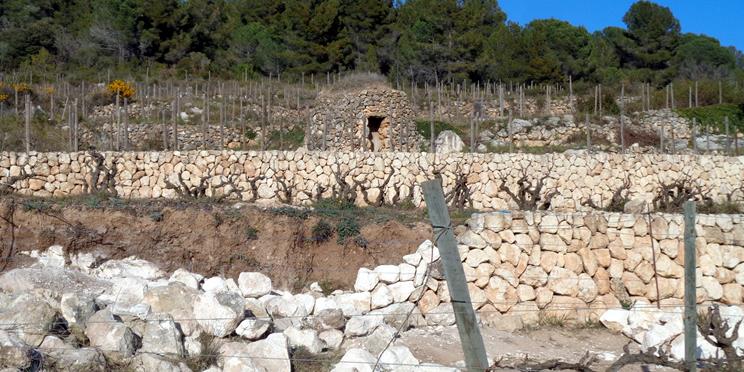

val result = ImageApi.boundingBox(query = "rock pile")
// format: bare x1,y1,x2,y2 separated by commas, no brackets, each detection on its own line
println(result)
600,301,744,360
0,245,455,371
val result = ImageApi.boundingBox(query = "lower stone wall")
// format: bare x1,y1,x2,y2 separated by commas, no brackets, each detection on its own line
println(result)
353,210,744,329
1,150,743,211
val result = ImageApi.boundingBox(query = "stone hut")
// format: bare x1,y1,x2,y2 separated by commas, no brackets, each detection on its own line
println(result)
307,84,420,152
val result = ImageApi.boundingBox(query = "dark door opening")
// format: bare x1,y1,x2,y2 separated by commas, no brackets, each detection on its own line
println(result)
367,116,385,151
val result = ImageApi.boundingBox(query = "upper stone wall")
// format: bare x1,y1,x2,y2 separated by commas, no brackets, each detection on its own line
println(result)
1,150,742,211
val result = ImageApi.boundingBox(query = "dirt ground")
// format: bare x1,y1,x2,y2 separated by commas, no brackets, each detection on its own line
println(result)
0,196,431,292
401,325,676,371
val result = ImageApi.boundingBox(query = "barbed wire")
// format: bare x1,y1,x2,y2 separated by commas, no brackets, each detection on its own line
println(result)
0,302,739,331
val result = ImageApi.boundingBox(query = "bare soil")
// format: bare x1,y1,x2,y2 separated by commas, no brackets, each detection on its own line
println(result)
401,325,675,371
0,196,431,292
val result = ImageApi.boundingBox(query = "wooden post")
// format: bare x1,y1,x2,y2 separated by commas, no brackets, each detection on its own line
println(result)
115,93,121,150
24,94,31,154
670,120,675,155
719,80,723,104
162,109,168,150
73,98,79,151
725,116,730,155
683,201,697,372
670,83,675,110
569,75,573,111
498,84,504,117
692,118,698,153
174,91,180,150
593,85,598,115
665,84,669,109
508,110,513,152
421,179,489,371
429,101,435,152
688,85,692,108
123,98,129,150
646,204,661,308
620,84,625,153
203,93,208,150
585,112,591,152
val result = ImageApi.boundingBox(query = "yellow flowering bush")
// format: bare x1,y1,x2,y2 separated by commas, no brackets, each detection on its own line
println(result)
11,83,31,94
107,80,136,99
0,94,9,103
43,85,55,95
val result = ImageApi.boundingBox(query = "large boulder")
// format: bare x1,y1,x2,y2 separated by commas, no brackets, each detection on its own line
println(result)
143,282,200,336
303,308,346,331
140,313,185,358
0,293,60,346
60,292,98,330
332,292,372,316
238,272,273,298
244,333,291,372
0,267,110,301
168,269,203,290
84,309,139,359
265,295,309,330
129,354,193,372
345,315,383,337
92,257,165,280
284,326,324,354
194,291,245,337
218,342,264,372
379,345,420,370
354,269,379,292
435,130,465,154
45,348,107,372
0,330,33,370
236,318,271,340
331,348,377,372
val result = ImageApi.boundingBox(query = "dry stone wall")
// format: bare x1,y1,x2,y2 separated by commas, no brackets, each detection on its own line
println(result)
354,210,744,330
2,150,743,212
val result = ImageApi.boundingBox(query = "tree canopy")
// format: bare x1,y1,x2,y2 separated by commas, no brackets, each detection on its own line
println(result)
0,0,740,85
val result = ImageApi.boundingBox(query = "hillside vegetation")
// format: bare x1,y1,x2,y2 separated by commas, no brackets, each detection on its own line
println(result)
1,0,742,86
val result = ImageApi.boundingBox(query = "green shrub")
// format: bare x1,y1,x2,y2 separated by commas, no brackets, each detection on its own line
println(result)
22,199,52,213
336,217,360,244
270,206,310,220
311,220,334,243
353,235,368,248
245,226,259,241
415,119,464,140
676,104,744,133
149,211,164,222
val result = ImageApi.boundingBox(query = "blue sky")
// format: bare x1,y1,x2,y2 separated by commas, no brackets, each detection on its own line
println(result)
500,0,743,50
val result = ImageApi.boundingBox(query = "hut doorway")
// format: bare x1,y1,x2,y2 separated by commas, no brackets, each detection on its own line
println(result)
367,116,386,151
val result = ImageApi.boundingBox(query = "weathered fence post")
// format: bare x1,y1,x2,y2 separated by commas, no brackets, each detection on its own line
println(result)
585,112,591,152
725,116,730,155
24,94,31,154
683,200,697,372
620,84,625,153
692,118,698,153
422,179,489,371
